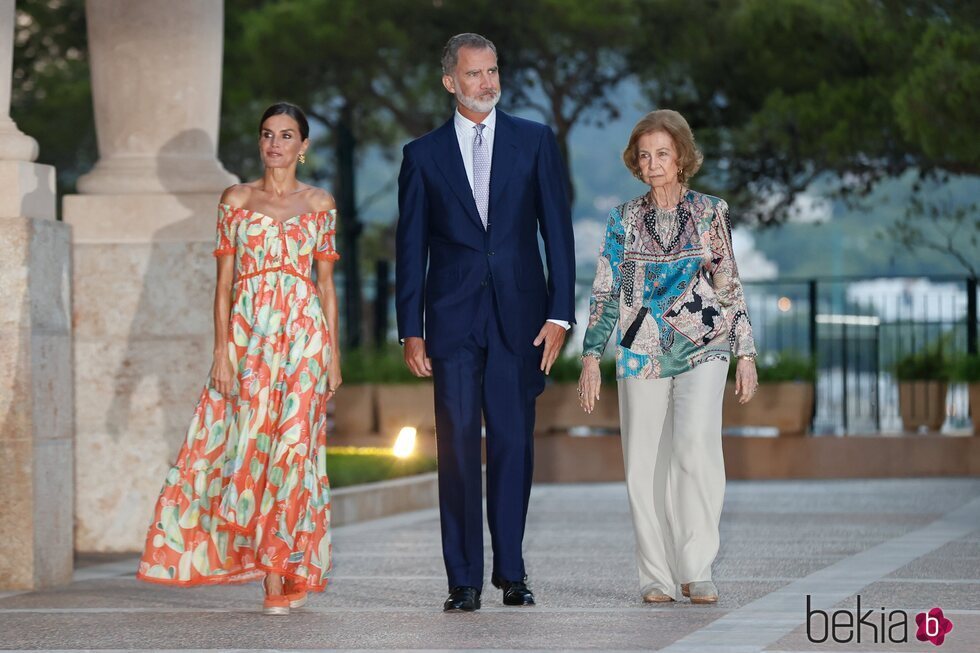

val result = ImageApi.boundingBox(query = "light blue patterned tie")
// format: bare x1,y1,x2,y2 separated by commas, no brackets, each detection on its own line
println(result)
473,123,490,229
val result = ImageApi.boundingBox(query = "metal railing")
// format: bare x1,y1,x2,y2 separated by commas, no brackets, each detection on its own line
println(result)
742,276,977,434
357,267,978,435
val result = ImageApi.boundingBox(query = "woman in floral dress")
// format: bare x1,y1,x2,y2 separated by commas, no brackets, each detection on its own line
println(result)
137,103,341,615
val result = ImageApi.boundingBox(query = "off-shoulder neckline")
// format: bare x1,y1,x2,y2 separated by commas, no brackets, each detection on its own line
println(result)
219,202,336,225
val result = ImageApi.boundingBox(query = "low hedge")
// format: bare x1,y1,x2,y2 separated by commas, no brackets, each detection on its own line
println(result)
893,345,951,381
342,347,619,384
728,352,816,383
950,354,980,383
548,354,617,383
341,346,427,384
327,446,437,488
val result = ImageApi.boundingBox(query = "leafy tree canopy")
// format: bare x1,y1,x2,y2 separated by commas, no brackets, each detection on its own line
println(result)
10,0,94,196
632,0,980,224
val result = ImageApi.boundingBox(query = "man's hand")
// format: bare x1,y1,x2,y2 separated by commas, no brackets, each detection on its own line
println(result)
533,321,567,375
403,337,432,378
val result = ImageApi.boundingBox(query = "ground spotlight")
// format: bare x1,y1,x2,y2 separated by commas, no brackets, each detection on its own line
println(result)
393,426,417,458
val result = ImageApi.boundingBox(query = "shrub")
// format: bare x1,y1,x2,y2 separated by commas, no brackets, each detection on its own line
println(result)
342,347,622,385
548,354,617,383
893,345,951,381
950,354,980,383
341,346,428,384
728,352,816,383
327,446,437,488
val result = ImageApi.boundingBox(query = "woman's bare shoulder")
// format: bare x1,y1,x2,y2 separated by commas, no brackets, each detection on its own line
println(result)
307,187,337,212
219,183,254,208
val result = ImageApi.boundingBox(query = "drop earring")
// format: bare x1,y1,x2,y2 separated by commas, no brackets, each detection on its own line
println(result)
298,152,306,165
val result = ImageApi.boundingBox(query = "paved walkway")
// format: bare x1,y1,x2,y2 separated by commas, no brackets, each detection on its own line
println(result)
1,478,978,652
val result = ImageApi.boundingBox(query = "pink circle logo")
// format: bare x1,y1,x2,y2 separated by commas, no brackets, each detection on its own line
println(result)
915,607,954,646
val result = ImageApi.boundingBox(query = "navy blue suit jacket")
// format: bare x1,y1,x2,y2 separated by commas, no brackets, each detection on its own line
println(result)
396,110,576,359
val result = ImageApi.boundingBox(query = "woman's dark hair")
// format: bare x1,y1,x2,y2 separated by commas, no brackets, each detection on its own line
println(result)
259,102,310,140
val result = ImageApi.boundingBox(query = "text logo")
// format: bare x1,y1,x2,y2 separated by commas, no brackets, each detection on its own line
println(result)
806,596,953,646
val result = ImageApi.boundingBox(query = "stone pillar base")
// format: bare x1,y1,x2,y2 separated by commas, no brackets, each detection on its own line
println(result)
64,192,220,552
0,163,73,590
0,119,39,162
77,153,237,196
0,161,55,220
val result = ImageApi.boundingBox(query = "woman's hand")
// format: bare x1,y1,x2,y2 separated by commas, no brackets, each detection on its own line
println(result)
326,353,343,402
578,356,602,414
734,356,758,404
210,352,236,397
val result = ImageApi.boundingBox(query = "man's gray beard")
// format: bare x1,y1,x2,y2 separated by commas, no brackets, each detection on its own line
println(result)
457,89,501,114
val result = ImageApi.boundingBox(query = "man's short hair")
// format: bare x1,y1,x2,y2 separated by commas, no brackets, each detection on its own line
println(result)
441,33,497,76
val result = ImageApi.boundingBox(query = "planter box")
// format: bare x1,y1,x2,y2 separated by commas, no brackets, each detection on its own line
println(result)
723,381,814,435
898,381,948,432
376,383,436,436
534,434,980,481
969,383,980,436
535,383,620,432
332,384,376,435
331,472,438,527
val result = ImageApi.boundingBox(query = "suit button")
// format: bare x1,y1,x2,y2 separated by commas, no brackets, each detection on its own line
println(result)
488,250,495,256
481,279,488,287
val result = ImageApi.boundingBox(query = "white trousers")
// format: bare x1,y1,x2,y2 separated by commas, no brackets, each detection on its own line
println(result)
617,359,728,599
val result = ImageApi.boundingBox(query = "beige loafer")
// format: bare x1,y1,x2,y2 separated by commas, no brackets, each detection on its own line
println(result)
684,581,718,604
642,590,675,603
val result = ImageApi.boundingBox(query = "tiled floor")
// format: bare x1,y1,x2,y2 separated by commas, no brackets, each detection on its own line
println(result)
1,478,977,652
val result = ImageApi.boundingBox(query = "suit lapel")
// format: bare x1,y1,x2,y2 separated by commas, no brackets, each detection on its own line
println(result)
431,118,483,229
489,111,519,218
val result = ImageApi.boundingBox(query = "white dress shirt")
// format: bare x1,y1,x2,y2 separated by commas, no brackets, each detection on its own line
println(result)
451,108,570,332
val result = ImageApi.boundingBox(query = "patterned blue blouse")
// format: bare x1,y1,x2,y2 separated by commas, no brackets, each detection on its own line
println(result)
582,190,756,379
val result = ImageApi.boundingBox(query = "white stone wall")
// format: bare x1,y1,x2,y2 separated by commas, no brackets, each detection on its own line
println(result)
67,194,221,552
0,186,74,589
65,1,236,553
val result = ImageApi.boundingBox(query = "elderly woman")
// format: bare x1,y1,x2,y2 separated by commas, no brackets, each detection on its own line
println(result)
578,110,757,604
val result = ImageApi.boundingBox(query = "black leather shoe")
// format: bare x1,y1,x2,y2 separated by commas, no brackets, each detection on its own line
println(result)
491,575,535,606
443,586,481,612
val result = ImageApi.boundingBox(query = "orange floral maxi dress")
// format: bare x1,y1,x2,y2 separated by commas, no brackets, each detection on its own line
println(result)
137,203,339,591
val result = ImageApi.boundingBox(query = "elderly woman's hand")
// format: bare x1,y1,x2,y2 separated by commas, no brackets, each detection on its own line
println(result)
578,356,602,413
734,357,758,404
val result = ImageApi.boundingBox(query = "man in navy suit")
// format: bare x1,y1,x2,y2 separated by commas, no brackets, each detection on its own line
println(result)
396,33,576,611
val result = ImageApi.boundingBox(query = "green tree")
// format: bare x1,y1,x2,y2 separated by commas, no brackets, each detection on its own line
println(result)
631,0,980,224
486,0,640,203
10,0,94,200
222,0,452,347
221,0,641,344
890,184,979,278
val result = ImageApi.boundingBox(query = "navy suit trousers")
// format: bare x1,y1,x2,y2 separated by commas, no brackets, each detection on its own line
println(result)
430,287,545,589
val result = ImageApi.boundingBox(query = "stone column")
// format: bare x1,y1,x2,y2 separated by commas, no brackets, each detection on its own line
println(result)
0,0,74,590
64,0,237,552
0,0,37,163
77,0,235,194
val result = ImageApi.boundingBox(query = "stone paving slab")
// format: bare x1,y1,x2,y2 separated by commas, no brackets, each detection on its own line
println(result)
1,479,978,652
